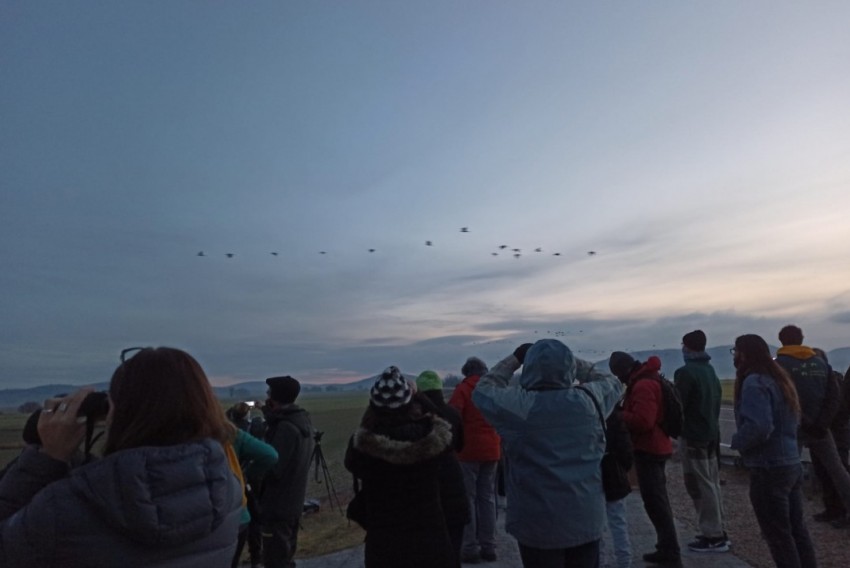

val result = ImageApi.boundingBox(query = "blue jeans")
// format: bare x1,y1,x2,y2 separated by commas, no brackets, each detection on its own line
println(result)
460,460,498,556
749,464,817,568
600,499,631,568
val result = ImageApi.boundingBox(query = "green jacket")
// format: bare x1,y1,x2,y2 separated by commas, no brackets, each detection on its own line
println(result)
674,356,722,443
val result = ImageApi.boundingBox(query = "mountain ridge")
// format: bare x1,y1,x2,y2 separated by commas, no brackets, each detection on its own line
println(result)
2,346,848,409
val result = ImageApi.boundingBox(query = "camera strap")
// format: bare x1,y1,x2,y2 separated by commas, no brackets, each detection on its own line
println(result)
83,419,105,463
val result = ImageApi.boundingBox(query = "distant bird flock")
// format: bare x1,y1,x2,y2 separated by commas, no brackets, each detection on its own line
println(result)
196,227,600,261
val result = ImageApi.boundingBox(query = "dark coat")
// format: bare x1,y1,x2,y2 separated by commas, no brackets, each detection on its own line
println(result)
831,368,850,450
0,440,242,568
260,404,315,523
674,357,722,442
345,403,457,568
776,347,835,436
418,392,471,527
604,410,634,501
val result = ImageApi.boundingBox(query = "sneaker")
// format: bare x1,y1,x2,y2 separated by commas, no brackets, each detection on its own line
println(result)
461,552,481,564
480,550,497,562
692,532,732,547
688,536,730,553
642,550,682,566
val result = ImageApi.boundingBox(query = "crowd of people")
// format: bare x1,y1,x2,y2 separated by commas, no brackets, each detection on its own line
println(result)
347,325,850,568
1,324,848,568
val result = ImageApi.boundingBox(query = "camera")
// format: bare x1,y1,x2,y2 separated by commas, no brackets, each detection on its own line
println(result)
23,391,110,446
314,430,324,443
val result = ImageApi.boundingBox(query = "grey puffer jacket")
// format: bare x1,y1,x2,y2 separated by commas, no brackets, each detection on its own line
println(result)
0,439,242,568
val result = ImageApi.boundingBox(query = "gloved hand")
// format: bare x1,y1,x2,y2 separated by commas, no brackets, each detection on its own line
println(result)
513,343,534,365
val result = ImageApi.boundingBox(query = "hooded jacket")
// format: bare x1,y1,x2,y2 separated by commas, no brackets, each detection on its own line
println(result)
344,404,457,567
621,356,673,456
0,440,242,568
260,404,315,523
471,339,624,549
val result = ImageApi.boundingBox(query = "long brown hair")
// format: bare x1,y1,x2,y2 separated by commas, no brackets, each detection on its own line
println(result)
104,347,232,454
733,334,801,416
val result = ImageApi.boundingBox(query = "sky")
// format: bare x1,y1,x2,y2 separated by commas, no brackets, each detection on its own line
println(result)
2,2,850,388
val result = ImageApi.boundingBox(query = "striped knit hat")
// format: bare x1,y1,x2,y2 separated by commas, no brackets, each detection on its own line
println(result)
370,366,413,410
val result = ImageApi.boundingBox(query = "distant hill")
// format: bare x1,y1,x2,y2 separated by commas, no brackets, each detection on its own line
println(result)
3,347,848,411
0,372,417,410
593,346,740,380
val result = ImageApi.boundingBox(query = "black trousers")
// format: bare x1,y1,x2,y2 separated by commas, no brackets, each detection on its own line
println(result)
262,519,299,568
634,452,680,555
813,445,850,516
518,539,599,568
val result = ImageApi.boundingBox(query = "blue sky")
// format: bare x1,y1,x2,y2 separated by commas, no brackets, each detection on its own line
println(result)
2,2,850,388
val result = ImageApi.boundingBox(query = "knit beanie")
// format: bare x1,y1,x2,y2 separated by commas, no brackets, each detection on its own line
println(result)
266,375,301,404
608,351,636,379
682,330,707,352
416,370,443,392
370,366,413,410
461,356,488,378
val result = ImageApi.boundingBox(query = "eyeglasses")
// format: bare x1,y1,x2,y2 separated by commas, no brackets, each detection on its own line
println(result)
120,347,149,364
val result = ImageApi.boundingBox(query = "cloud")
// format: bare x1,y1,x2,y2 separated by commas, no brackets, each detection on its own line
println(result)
829,311,850,324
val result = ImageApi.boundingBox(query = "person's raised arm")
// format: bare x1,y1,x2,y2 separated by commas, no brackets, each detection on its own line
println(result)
472,344,533,427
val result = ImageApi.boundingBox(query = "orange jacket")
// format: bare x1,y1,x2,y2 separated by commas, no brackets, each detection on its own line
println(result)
449,375,501,462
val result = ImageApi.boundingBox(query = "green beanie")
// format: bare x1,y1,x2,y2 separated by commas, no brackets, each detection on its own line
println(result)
416,370,443,392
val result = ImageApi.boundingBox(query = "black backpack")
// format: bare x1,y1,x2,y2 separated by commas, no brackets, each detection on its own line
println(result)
656,373,684,439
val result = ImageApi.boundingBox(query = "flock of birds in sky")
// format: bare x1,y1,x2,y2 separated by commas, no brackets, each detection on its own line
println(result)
195,227,599,260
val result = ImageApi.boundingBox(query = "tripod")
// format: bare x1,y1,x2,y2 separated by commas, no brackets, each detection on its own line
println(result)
311,431,343,514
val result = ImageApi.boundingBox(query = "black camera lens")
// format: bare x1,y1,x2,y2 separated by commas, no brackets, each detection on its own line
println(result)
77,392,110,420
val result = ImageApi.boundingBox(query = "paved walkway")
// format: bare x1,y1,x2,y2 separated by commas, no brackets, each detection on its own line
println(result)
296,492,752,567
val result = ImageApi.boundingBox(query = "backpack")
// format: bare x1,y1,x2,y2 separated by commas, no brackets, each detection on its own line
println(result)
655,373,684,439
576,385,632,502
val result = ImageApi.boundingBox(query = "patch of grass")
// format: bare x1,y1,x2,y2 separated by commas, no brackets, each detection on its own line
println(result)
295,392,370,557
0,413,26,467
721,379,735,404
298,509,365,558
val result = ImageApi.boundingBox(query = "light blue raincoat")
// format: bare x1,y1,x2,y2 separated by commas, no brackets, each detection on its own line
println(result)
472,339,624,549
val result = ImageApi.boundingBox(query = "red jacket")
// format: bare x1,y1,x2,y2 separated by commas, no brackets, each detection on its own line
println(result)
620,357,672,456
448,375,501,462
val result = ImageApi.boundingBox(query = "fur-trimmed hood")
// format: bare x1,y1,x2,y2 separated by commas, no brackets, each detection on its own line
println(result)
353,415,453,465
